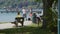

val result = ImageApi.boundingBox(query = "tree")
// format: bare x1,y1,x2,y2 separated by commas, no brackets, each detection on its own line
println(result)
35,0,58,31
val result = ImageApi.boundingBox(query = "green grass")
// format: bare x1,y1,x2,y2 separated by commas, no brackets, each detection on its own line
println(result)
0,26,51,34
28,22,43,27
0,24,52,34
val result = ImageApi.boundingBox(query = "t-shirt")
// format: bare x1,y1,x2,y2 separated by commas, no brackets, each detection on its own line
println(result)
29,13,32,17
16,15,22,18
22,9,26,14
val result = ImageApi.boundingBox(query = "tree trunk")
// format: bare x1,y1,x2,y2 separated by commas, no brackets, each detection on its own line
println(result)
42,0,54,29
42,0,47,28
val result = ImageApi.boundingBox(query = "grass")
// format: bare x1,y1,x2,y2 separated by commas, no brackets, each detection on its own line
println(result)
0,26,51,34
0,22,52,34
28,22,43,27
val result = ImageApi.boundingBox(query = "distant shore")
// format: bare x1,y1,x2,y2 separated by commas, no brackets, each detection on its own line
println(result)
0,22,10,24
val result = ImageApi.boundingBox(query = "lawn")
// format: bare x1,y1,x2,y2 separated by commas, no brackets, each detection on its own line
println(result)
0,23,52,34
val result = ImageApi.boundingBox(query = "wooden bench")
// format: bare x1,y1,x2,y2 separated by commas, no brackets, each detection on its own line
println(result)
11,17,24,27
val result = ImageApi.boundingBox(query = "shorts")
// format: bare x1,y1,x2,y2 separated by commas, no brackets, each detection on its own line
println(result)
23,14,26,18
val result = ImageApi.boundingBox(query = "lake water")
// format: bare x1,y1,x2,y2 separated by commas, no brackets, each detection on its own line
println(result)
0,12,30,22
0,12,17,22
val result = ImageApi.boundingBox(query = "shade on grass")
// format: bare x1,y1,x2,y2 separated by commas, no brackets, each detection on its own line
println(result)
0,22,52,34
0,26,51,34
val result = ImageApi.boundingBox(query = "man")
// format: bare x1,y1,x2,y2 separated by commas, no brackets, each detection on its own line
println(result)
36,13,41,23
15,12,24,27
16,12,22,18
22,7,26,20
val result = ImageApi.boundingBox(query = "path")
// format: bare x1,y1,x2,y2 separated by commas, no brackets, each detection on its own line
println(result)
0,21,32,30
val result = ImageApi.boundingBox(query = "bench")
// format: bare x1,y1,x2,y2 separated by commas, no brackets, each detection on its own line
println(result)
11,17,24,27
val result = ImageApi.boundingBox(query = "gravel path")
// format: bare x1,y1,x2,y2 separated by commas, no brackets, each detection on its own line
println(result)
0,21,32,30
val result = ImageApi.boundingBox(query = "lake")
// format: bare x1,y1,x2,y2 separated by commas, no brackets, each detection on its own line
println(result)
0,12,30,22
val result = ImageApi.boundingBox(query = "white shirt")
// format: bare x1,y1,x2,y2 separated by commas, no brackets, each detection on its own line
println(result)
22,9,26,14
30,9,32,12
36,13,40,17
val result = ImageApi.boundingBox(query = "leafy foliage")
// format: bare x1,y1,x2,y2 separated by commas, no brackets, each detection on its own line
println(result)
36,0,58,33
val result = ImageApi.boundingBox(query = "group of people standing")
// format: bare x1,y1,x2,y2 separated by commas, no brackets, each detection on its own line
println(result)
16,7,32,21
16,7,41,23
22,7,32,21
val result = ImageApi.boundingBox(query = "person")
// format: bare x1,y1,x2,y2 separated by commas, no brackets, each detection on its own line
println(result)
29,12,32,20
29,12,32,17
16,12,22,18
15,12,24,27
32,12,37,23
22,7,26,20
16,12,24,22
36,13,41,24
28,7,32,21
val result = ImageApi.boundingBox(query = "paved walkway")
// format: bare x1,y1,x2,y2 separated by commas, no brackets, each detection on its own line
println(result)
0,21,32,30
